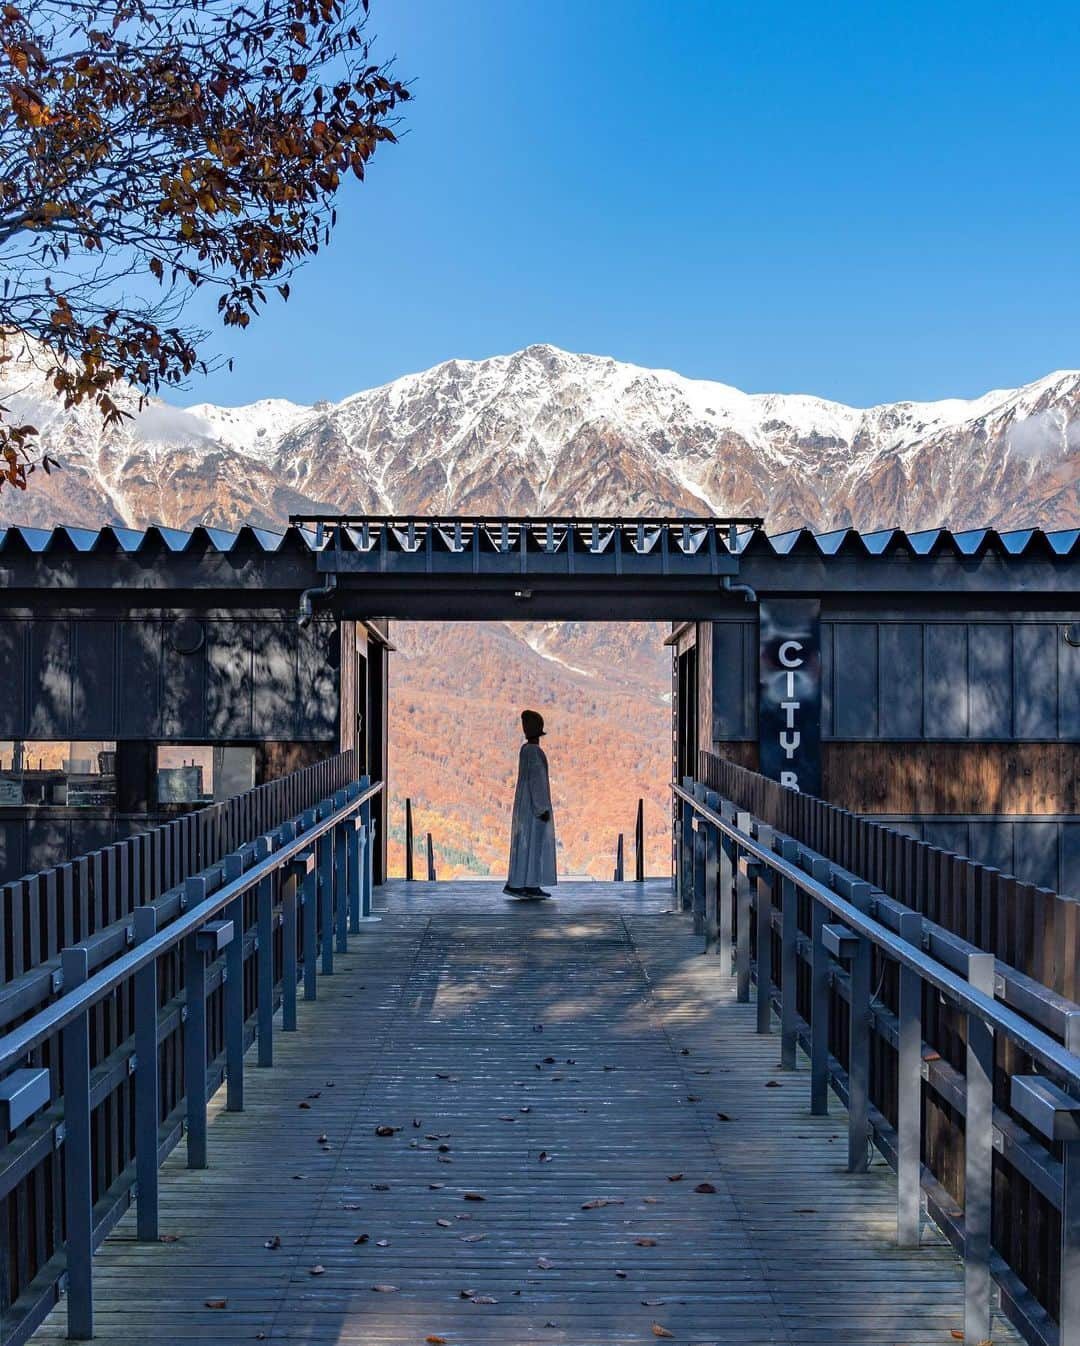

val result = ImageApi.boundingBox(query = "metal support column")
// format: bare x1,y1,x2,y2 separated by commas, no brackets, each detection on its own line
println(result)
703,789,720,953
256,834,275,1067
735,812,752,1003
897,909,923,1245
779,838,799,1070
183,907,208,1169
333,790,348,953
132,906,160,1239
755,825,774,1034
963,951,996,1346
60,946,93,1340
809,859,832,1116
718,829,734,971
223,852,246,1112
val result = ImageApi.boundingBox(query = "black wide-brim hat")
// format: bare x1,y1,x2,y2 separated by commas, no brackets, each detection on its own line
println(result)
521,709,546,737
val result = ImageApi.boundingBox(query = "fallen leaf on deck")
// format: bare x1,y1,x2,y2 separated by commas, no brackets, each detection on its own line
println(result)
438,1155,453,1163
764,1081,782,1088
472,1295,497,1305
539,1151,553,1163
581,1198,624,1209
520,1105,532,1113
459,1289,477,1299
636,1238,658,1246
686,1095,700,1102
716,1113,733,1122
371,1183,390,1191
343,1202,361,1210
537,1256,553,1269
652,1323,674,1337
615,1268,627,1278
694,1182,718,1194
158,1234,179,1243
461,1233,487,1243
353,1234,369,1245
463,1191,486,1201
543,1056,555,1064
680,1047,690,1055
436,1072,451,1079
309,1265,325,1276
371,1284,398,1293
376,1239,390,1247
412,1118,422,1127
375,1125,397,1137
317,1134,328,1144
950,1334,964,1341
641,1298,666,1306
205,1298,227,1309
643,1197,660,1204
436,1218,452,1228
667,1173,684,1182
298,1102,311,1110
438,1144,451,1153
544,1321,558,1328
426,1337,447,1344
794,1207,817,1214
264,1236,281,1250
499,1115,516,1122
308,1091,321,1099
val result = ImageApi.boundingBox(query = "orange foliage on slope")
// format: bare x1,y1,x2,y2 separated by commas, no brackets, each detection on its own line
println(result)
387,622,672,880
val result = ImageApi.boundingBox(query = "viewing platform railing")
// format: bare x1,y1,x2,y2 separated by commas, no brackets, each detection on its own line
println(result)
673,777,1080,1346
0,750,382,1344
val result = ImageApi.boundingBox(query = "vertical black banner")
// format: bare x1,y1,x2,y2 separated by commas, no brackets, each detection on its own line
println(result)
758,599,821,795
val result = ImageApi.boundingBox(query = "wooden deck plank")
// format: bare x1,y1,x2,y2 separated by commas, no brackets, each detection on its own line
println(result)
31,881,1021,1346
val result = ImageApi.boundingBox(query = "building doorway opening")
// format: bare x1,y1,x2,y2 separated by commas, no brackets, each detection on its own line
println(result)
386,621,671,880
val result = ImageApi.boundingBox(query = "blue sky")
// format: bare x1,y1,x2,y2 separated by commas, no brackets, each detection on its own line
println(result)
189,0,1080,410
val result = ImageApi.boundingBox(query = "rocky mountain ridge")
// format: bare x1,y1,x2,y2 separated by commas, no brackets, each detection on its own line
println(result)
1,335,1077,532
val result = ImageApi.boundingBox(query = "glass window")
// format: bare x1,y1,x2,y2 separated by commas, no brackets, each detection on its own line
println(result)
156,745,257,805
0,741,117,807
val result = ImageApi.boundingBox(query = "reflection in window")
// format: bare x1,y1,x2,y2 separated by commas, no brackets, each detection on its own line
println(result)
0,741,117,807
156,745,257,805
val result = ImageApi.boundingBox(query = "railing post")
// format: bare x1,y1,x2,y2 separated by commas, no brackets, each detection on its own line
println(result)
132,905,160,1239
718,825,734,971
735,812,752,1003
963,951,996,1346
426,832,436,882
755,825,774,1034
846,882,873,1174
405,796,414,882
183,878,209,1169
779,838,799,1070
255,834,276,1067
279,834,299,1032
333,789,348,953
363,817,378,920
810,858,831,1116
222,852,246,1111
614,833,625,883
1010,1074,1080,1346
299,815,319,1000
635,797,645,882
703,790,720,953
679,778,694,911
692,783,707,934
60,946,93,1340
318,807,335,974
897,909,924,1245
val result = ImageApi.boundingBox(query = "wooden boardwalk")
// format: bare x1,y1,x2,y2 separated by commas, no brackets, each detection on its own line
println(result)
34,881,1019,1346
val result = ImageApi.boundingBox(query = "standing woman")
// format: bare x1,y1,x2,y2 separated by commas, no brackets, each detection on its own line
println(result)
504,709,557,899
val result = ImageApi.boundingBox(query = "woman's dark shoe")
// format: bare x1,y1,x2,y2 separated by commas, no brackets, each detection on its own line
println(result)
524,886,551,898
503,883,527,896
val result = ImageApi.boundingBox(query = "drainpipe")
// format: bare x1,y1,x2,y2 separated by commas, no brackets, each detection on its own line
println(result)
722,575,758,604
298,573,338,627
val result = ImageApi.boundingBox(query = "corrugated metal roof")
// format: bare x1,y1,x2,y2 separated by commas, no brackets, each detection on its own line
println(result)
0,520,1078,559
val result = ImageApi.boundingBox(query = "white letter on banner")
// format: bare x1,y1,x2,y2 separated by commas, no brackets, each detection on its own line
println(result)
780,730,801,759
778,640,804,668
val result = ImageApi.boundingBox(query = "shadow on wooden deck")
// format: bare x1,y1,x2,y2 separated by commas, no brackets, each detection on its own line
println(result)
31,881,1019,1346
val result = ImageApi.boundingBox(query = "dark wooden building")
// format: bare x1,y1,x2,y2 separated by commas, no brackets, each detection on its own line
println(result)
671,525,1080,897
0,525,389,881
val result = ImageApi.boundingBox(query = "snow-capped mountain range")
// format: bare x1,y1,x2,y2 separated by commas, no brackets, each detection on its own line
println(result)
0,335,1077,531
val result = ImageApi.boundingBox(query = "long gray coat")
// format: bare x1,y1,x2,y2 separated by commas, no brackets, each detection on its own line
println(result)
507,742,557,888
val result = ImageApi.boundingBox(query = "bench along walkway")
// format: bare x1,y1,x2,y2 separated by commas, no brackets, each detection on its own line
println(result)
32,881,1019,1346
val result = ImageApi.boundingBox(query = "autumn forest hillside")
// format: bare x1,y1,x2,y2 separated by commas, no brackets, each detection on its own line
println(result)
386,622,671,881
